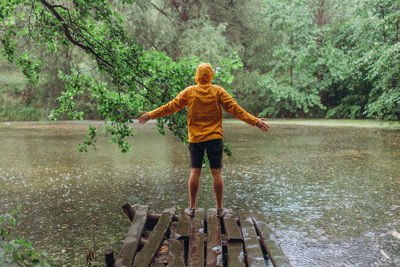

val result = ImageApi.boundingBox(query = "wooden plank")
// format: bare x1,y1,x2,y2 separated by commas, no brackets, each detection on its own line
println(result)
115,205,149,267
150,262,165,267
168,223,185,267
223,209,242,242
227,242,245,267
206,208,223,267
132,209,175,267
188,208,204,267
175,208,190,240
252,213,291,267
238,210,266,266
222,210,245,267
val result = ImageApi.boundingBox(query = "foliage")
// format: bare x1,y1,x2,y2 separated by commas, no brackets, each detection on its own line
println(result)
0,209,54,266
1,0,399,144
178,17,238,66
319,0,400,120
245,0,324,117
0,98,42,121
0,0,241,154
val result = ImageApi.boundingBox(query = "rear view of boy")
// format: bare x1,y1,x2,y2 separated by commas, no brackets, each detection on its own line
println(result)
139,63,269,217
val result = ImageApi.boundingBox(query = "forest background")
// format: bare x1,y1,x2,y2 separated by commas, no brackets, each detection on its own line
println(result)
1,0,399,123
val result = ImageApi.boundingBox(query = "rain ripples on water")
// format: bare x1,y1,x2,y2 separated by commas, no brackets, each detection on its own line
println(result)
0,121,399,266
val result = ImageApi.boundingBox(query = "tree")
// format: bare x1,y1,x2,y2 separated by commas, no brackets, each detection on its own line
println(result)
255,0,324,118
1,0,240,153
320,0,400,120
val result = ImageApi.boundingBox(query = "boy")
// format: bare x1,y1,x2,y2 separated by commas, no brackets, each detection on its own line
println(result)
139,63,269,217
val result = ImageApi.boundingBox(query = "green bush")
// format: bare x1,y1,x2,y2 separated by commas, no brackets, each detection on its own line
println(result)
0,209,54,266
0,99,42,121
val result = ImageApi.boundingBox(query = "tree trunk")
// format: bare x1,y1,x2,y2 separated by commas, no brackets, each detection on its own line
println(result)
314,0,326,81
290,28,294,86
380,4,386,42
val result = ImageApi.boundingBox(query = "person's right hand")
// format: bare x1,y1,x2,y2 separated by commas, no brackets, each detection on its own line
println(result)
256,118,269,132
138,111,150,124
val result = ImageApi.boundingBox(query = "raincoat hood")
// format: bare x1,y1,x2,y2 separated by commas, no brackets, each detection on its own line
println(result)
195,63,215,86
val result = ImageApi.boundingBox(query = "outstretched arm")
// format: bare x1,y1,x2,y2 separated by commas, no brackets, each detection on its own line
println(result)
138,88,189,124
219,87,269,133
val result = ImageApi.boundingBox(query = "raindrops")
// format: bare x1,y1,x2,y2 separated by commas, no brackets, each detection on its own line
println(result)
0,122,399,265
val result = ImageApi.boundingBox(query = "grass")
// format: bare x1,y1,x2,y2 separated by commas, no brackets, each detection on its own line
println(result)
0,70,26,96
0,68,43,121
0,70,26,86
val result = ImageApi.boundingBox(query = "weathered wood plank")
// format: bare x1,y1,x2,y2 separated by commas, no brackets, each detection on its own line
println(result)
150,262,165,267
227,242,246,267
223,209,242,242
252,213,291,267
175,208,190,240
238,210,265,267
222,210,245,267
115,205,149,267
168,222,185,267
132,209,175,267
206,208,223,267
188,208,204,267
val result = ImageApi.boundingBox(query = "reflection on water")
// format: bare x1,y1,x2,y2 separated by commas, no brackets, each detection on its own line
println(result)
0,121,399,266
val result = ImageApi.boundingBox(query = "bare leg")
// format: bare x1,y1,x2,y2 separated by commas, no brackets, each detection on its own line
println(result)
211,168,223,210
189,168,202,209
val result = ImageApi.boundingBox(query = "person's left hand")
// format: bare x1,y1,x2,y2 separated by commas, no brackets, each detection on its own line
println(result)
256,118,269,132
138,111,150,124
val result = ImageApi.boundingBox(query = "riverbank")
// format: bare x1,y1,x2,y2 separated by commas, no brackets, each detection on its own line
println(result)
2,118,400,130
226,118,400,129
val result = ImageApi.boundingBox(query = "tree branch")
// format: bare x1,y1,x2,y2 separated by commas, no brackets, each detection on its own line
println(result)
150,3,172,22
39,0,114,68
28,1,35,39
38,0,159,105
52,4,68,10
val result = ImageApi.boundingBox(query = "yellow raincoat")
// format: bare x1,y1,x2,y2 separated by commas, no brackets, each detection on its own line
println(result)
149,63,258,143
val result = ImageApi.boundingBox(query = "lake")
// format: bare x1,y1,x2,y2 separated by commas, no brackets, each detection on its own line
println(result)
0,120,399,266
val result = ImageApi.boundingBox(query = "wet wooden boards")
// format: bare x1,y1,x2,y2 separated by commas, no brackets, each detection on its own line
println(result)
112,205,291,267
188,208,204,266
115,205,148,267
168,224,185,266
222,209,246,267
206,209,223,267
174,208,190,240
224,209,242,242
133,209,174,267
252,212,292,267
238,210,265,266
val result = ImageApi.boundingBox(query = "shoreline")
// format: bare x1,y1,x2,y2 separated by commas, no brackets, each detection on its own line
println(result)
1,118,400,129
224,118,400,129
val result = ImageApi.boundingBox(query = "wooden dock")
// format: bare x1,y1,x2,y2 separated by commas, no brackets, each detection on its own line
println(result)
105,204,291,267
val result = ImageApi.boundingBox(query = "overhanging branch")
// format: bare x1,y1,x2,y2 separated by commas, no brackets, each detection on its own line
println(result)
38,0,162,106
39,0,114,68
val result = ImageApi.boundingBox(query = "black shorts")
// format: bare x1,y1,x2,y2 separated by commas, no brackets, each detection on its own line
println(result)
189,139,223,169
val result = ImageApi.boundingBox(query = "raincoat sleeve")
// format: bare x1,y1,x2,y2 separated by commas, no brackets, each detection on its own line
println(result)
148,88,189,119
219,87,258,126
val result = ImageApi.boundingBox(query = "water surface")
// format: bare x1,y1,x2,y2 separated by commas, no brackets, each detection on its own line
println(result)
0,120,399,266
